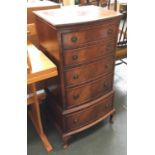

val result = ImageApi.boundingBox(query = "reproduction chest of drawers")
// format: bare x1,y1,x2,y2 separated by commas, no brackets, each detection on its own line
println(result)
34,5,122,146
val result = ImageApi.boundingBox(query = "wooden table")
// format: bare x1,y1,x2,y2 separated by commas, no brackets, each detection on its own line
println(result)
27,41,58,84
27,41,58,152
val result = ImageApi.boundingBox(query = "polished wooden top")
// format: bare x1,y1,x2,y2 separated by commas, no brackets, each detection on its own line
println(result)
33,5,122,26
27,1,59,8
27,41,58,84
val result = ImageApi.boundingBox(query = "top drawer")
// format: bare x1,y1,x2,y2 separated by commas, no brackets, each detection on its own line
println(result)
63,40,115,67
62,24,117,49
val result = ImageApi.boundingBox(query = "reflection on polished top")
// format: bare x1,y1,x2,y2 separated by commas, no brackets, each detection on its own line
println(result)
27,1,59,8
33,5,122,26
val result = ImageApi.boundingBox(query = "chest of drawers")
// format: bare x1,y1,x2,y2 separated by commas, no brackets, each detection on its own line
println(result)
34,6,122,146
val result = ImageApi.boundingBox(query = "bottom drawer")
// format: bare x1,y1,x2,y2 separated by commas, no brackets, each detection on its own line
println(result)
65,92,114,132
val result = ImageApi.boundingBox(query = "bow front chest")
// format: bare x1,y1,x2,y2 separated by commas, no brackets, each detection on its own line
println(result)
34,5,122,145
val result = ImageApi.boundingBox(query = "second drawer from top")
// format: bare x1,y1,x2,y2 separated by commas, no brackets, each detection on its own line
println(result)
63,40,115,67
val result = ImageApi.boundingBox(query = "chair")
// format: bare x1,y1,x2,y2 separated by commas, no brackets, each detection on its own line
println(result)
79,0,112,9
115,3,127,65
98,0,127,64
27,40,58,152
79,0,127,64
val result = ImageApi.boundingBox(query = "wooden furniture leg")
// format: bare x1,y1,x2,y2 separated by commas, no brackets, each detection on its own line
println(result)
62,136,71,149
28,83,53,152
109,114,114,124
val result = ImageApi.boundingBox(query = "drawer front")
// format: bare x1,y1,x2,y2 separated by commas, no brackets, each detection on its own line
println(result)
66,74,113,108
64,55,114,86
62,24,116,49
63,40,115,66
65,92,114,131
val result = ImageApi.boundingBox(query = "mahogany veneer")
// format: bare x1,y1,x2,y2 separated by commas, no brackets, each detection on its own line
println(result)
34,5,122,147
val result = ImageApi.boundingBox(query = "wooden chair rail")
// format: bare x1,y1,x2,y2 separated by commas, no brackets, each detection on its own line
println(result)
27,90,46,105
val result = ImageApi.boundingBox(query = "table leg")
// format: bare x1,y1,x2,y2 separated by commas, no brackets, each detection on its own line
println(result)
28,83,53,152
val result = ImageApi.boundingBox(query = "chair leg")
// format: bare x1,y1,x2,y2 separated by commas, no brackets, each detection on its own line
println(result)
28,83,53,152
62,136,71,149
28,111,53,152
115,59,127,65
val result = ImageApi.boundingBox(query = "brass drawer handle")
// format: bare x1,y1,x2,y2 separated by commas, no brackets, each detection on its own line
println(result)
72,55,78,60
73,74,79,80
71,36,78,43
73,94,80,100
107,29,113,35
